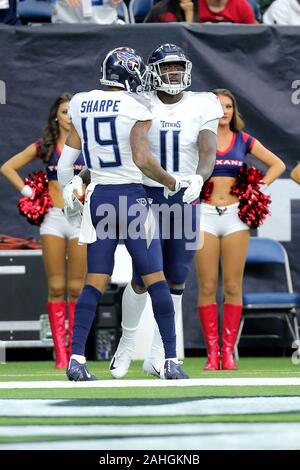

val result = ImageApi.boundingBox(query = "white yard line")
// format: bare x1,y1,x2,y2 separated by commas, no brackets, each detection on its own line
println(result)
1,422,300,450
0,377,299,389
1,396,300,417
0,421,298,438
1,370,300,377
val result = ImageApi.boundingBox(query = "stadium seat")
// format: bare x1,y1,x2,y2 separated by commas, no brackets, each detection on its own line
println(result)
235,237,300,358
18,0,129,24
247,0,261,21
117,1,130,24
17,0,51,24
128,0,153,23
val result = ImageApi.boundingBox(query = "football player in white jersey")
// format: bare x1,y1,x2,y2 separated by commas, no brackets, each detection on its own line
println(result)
58,47,192,380
110,43,224,379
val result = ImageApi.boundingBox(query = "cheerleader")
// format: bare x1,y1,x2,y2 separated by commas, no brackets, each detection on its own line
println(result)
0,93,86,368
195,89,286,370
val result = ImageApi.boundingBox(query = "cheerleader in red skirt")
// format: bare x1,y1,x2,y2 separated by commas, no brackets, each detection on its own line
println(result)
196,89,286,370
0,93,86,368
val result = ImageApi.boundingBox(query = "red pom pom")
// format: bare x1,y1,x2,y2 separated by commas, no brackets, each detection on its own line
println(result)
230,164,271,228
200,180,214,202
18,171,53,226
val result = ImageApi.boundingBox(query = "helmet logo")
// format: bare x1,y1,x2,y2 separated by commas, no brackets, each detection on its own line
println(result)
100,47,146,92
116,51,139,74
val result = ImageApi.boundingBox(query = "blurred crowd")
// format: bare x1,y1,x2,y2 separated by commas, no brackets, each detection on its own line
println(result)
1,0,300,26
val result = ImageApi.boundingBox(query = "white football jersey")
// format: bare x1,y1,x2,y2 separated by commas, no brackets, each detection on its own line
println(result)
143,91,224,187
69,90,153,185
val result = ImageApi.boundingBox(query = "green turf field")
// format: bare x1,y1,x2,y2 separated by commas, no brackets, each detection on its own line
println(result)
0,357,299,449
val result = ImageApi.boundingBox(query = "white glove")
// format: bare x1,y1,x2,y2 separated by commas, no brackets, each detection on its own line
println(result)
63,198,84,228
62,175,83,209
163,175,181,199
182,175,204,204
20,184,33,197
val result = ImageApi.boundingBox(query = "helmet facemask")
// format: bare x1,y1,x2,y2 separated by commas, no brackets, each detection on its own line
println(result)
124,62,149,93
149,59,192,95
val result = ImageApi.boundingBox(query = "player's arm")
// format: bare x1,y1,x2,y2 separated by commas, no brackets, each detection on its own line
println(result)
130,120,177,191
62,167,90,209
181,122,218,204
57,122,82,190
78,168,91,185
197,128,217,182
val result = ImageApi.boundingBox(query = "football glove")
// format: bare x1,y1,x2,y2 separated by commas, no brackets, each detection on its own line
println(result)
62,175,83,209
182,175,204,204
63,198,83,228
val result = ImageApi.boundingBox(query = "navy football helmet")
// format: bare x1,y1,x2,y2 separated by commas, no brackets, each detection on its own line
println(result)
147,43,192,95
100,47,147,93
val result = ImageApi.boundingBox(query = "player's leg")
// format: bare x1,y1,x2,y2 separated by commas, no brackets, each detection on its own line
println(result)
220,228,249,370
143,197,200,376
41,233,68,369
109,187,156,378
142,271,189,379
109,273,147,379
66,236,87,358
142,248,189,377
110,188,166,378
142,281,185,377
67,239,117,381
67,186,118,381
121,187,188,379
108,187,151,378
126,219,188,379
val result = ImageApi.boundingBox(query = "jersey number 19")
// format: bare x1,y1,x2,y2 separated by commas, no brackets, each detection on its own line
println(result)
81,116,122,169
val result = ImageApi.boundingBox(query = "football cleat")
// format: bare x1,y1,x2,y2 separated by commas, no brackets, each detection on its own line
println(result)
66,358,97,381
109,346,132,379
164,359,189,380
142,358,164,378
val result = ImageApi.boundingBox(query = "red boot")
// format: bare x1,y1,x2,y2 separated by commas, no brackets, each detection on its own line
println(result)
67,301,76,359
198,304,220,370
47,302,68,369
221,303,243,370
